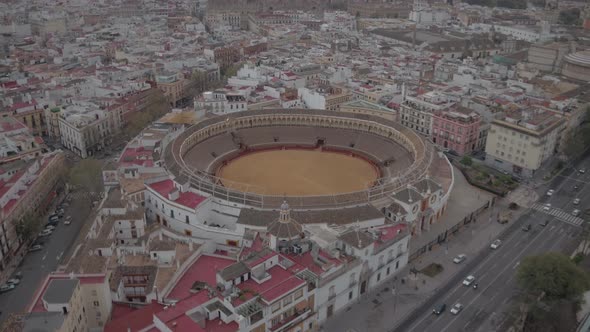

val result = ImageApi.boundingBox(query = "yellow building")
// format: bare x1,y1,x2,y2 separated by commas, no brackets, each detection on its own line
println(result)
484,108,565,178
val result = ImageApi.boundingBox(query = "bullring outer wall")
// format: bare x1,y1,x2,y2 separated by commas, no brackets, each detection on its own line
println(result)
162,109,435,210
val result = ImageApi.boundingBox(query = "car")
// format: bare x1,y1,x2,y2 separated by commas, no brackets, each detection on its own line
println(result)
32,239,45,246
543,203,552,211
574,198,581,205
574,184,580,191
29,244,43,252
64,216,72,222
433,303,446,315
491,239,502,249
522,224,532,232
46,225,56,230
453,254,467,264
463,275,476,286
450,303,463,315
540,219,550,227
546,189,555,196
573,209,581,217
48,215,59,222
38,229,52,237
6,279,19,286
0,284,15,293
64,219,71,225
579,168,586,174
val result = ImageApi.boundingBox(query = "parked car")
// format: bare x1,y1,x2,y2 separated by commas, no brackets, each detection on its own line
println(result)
574,184,580,191
540,220,550,227
450,303,464,315
433,303,446,315
522,224,531,232
0,284,15,293
64,219,71,225
29,244,43,252
543,203,551,212
6,279,19,286
546,189,555,196
574,198,581,205
38,229,52,237
453,254,467,264
491,239,502,249
573,209,581,217
45,225,56,231
463,275,476,286
48,215,59,222
579,168,586,174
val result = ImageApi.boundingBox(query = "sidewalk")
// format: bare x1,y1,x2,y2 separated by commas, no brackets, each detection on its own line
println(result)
324,195,522,332
323,157,583,331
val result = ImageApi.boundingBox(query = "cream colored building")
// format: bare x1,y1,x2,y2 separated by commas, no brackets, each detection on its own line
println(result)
339,100,397,121
484,109,565,178
21,274,112,332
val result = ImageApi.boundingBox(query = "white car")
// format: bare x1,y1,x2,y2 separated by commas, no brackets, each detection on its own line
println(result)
453,254,467,264
574,198,581,205
543,203,551,211
463,275,476,286
546,189,555,196
573,209,581,217
38,229,52,237
6,278,19,286
579,168,586,174
491,239,502,249
450,303,463,315
45,225,56,231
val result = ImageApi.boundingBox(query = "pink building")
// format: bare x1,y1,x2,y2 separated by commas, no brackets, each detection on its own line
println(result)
431,107,481,156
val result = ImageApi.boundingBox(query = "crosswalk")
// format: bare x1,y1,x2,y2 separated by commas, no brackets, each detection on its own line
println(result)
531,203,585,226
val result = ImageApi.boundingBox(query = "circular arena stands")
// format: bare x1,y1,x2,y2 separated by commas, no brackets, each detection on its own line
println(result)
163,109,436,210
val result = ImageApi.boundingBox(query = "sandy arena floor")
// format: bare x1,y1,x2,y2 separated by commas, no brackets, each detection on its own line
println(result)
217,149,379,196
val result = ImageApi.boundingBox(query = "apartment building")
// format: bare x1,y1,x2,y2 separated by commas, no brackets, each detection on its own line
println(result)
156,72,186,107
0,116,45,164
21,274,112,332
195,91,248,115
59,102,122,158
0,151,66,274
485,108,565,177
399,91,457,136
431,107,481,156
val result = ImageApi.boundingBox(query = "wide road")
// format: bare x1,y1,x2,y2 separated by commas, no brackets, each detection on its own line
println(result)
0,190,92,323
394,154,590,332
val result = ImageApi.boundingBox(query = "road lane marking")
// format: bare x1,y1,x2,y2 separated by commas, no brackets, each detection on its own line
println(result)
438,224,549,332
407,221,527,332
42,253,47,261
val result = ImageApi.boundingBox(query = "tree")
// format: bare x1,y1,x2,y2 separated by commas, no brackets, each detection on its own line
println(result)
517,253,590,303
69,159,104,199
15,213,41,242
460,156,473,166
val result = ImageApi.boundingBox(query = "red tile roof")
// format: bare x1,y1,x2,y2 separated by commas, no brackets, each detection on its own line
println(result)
105,300,164,332
167,255,235,300
147,179,208,210
236,265,305,303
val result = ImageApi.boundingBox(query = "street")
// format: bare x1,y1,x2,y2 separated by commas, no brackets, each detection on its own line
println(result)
0,188,92,324
392,154,590,332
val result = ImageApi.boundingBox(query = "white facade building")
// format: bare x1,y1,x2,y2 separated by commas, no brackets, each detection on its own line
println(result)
58,101,122,158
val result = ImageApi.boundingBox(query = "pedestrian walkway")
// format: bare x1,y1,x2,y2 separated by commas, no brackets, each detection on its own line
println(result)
531,202,584,226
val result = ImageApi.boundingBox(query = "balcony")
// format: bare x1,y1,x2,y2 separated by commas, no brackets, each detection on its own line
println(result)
269,307,312,332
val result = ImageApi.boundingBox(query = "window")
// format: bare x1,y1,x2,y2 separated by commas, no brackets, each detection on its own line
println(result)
170,210,174,218
294,289,303,300
349,291,353,300
185,216,189,224
329,285,335,298
377,273,381,282
93,301,100,306
387,267,391,275
271,302,281,313
395,261,399,269
282,295,293,306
